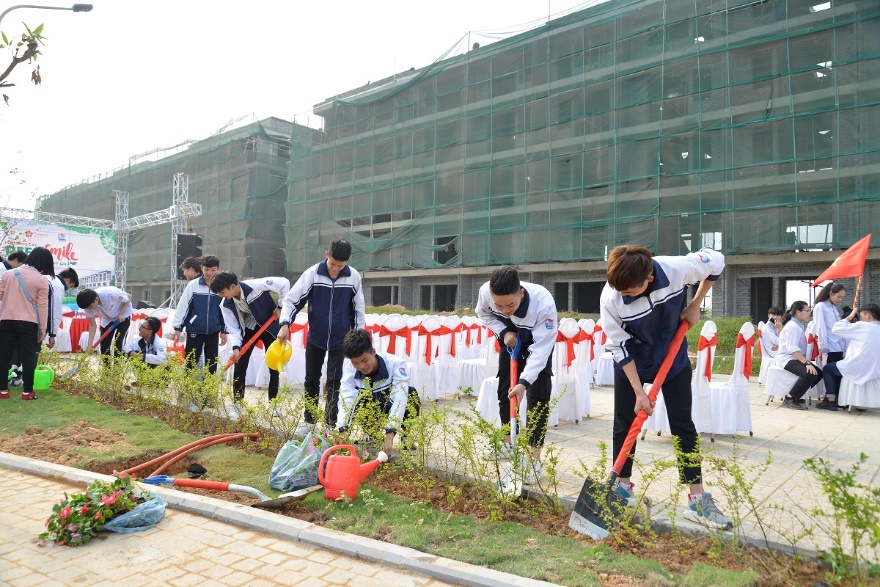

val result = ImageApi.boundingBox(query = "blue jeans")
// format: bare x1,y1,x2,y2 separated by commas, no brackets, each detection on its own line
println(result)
822,362,842,400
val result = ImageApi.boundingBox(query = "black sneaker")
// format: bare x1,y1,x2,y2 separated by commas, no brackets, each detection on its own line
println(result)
784,397,807,410
796,398,806,406
816,399,838,411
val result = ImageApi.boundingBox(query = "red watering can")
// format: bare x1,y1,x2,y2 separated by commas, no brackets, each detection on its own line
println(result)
317,444,388,500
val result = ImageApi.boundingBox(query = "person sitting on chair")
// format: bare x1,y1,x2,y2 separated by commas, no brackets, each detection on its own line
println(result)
775,301,823,410
820,304,880,411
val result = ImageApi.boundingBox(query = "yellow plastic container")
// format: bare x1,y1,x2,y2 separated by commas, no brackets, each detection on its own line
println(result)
33,365,55,391
264,340,292,372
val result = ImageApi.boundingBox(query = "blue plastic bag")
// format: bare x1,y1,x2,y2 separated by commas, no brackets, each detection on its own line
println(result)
103,495,166,534
269,434,329,492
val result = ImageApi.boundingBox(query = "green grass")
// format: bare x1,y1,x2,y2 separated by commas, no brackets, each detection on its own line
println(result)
0,385,759,587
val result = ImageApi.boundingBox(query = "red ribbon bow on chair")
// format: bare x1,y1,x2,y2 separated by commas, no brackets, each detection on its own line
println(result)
464,322,483,347
288,321,309,346
415,324,458,365
556,329,590,368
593,323,606,345
697,333,717,381
806,332,820,361
755,329,762,356
378,324,412,356
735,332,755,379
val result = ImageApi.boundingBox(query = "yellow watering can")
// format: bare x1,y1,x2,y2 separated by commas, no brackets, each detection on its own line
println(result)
264,340,292,372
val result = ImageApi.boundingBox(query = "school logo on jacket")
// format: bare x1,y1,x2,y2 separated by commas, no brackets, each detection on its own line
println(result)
699,252,712,263
398,366,408,378
545,319,555,330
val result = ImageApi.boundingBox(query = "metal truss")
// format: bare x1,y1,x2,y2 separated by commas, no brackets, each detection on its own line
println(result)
1,173,201,305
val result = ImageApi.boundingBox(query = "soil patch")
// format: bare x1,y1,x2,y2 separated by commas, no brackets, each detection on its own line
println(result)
4,418,825,586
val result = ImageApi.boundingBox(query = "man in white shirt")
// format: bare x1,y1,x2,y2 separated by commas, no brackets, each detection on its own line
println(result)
759,307,783,358
76,287,133,356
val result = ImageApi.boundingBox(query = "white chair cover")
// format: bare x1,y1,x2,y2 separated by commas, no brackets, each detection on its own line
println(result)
53,316,73,352
474,376,528,428
640,382,671,434
377,313,411,359
691,320,717,434
575,318,596,392
765,363,798,402
756,321,773,385
594,353,615,386
592,322,607,357
707,321,753,435
839,377,880,410
411,315,439,401
431,315,462,398
458,316,483,360
805,322,825,398
550,317,589,425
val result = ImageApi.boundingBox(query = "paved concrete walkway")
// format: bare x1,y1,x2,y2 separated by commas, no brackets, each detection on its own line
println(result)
0,454,553,587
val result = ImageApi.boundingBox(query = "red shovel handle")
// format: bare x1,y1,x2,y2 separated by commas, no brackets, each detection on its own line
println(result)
224,314,277,371
612,321,689,475
171,478,231,491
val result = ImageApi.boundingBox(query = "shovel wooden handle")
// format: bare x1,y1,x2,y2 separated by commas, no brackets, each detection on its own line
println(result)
611,321,689,475
224,314,277,371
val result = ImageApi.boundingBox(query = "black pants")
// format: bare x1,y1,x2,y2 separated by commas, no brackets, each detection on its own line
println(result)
613,365,701,485
185,332,221,374
0,320,39,392
100,317,130,356
497,348,553,448
783,360,823,399
232,328,279,402
303,342,344,427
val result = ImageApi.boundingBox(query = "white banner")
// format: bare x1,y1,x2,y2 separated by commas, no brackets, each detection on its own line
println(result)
0,219,116,279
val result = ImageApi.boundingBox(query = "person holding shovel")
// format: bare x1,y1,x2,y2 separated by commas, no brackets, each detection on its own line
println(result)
172,255,227,376
476,266,556,485
600,245,732,530
77,286,133,357
211,271,289,420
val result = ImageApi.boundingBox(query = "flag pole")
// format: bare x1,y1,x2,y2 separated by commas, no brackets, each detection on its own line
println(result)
853,275,863,308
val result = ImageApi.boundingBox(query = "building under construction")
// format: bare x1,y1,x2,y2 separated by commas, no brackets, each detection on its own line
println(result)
37,117,298,305
286,0,880,318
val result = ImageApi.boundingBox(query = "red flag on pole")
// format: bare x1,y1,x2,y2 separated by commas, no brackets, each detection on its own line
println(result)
812,234,872,287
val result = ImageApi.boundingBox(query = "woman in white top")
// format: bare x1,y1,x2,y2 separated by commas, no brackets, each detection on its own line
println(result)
821,304,880,409
775,301,823,410
759,306,784,358
812,282,846,410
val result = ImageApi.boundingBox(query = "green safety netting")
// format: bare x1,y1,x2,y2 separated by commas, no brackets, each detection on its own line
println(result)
37,117,297,290
284,0,880,273
38,0,880,285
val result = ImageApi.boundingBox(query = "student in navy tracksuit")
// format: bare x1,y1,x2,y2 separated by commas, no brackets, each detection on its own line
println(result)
211,272,290,414
172,255,226,374
277,239,366,433
600,245,732,530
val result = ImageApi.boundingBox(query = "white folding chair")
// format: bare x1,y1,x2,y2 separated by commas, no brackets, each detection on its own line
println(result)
708,322,754,437
691,320,717,437
550,317,589,425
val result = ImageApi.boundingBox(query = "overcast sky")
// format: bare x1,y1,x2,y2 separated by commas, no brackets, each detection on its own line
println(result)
0,0,605,211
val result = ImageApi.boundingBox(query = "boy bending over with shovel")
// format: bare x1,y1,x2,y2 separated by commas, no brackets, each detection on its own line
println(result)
600,245,732,530
476,266,556,485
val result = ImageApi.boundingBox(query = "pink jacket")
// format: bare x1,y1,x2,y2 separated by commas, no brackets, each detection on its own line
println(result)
0,266,49,329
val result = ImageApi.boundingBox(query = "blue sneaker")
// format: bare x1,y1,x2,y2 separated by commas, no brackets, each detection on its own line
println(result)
685,493,734,530
611,480,637,507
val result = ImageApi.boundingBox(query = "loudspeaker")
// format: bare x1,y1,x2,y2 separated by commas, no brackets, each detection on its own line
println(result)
176,234,203,280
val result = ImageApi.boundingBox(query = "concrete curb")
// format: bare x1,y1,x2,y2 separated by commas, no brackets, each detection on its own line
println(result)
0,451,557,587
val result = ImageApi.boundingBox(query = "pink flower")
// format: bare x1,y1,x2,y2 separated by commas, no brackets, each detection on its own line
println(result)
101,494,117,506
94,512,103,520
59,507,71,520
79,505,89,515
118,472,128,479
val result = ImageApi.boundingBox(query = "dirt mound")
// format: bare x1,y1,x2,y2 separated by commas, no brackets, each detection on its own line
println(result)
2,419,131,466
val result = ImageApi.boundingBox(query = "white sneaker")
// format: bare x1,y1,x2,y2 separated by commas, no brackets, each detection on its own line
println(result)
294,422,312,438
188,402,200,413
684,493,734,530
227,404,241,421
523,459,545,485
482,442,514,461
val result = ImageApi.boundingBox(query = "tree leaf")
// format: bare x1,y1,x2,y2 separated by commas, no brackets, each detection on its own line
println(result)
33,24,44,37
2,32,9,45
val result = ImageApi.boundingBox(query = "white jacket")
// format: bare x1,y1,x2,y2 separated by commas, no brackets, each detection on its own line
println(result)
832,320,880,385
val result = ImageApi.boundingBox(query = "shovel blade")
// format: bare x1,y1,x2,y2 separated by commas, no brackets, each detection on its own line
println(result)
252,484,322,509
568,476,629,540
